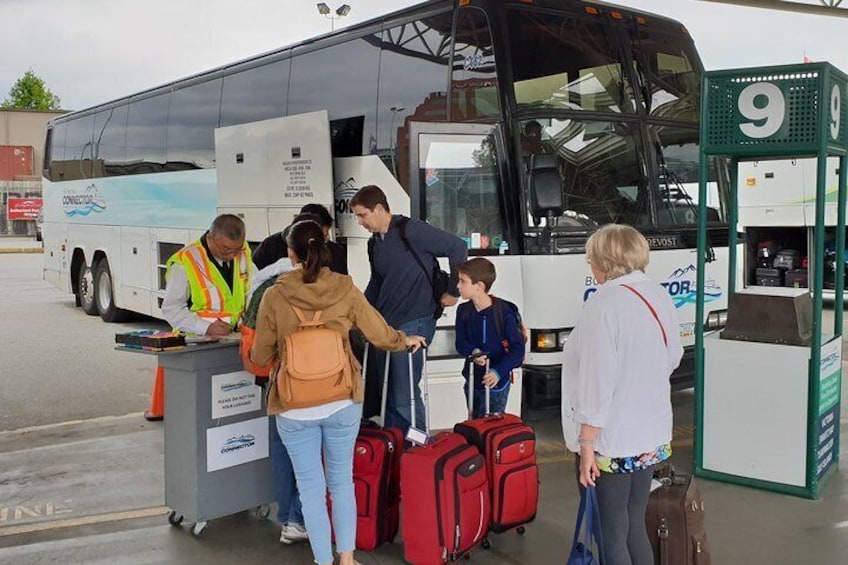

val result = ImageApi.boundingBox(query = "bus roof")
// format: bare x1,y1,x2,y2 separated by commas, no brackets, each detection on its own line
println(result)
51,0,690,125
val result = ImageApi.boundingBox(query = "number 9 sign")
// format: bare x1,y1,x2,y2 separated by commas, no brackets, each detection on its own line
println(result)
831,84,841,140
738,82,785,139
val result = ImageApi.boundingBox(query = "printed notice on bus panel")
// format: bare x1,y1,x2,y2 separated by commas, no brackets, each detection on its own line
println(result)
282,158,315,200
816,338,842,481
207,417,269,473
211,371,262,419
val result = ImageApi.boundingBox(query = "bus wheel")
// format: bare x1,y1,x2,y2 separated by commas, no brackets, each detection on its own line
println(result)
78,262,98,316
95,258,131,323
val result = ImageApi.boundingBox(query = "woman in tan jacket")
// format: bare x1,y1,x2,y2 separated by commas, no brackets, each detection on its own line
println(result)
252,219,425,565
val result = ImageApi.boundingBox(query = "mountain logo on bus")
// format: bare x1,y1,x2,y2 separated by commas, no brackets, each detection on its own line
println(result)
661,264,723,309
62,183,106,217
582,263,722,308
334,176,359,218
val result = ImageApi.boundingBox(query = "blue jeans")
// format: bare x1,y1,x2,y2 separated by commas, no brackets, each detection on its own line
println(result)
269,416,303,525
464,382,511,419
384,316,437,434
276,402,363,565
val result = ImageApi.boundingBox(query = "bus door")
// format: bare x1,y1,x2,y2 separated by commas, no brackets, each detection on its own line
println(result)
406,121,524,420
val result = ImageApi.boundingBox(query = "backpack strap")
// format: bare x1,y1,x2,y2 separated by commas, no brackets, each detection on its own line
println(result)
621,284,668,346
397,216,436,291
291,305,324,327
367,235,376,270
491,296,508,353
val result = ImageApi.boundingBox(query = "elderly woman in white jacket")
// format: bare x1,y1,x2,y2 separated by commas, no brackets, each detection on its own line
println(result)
562,224,683,565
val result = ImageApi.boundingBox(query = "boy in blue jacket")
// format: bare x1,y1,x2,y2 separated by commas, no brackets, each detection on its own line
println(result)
455,258,526,417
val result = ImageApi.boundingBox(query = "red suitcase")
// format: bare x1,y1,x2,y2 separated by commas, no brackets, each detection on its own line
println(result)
401,432,491,564
349,344,403,550
453,364,538,541
353,421,401,549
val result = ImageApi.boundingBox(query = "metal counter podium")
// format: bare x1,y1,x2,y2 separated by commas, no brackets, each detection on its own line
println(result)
158,341,273,535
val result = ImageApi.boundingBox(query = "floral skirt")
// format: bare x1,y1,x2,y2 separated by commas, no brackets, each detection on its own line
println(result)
596,443,671,474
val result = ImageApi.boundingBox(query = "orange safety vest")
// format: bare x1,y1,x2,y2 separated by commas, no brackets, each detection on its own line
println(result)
165,238,251,330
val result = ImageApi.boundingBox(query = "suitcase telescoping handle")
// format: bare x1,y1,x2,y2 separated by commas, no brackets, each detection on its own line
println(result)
467,353,491,418
363,342,430,434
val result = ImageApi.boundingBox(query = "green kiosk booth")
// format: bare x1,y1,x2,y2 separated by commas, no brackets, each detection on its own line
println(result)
696,63,845,498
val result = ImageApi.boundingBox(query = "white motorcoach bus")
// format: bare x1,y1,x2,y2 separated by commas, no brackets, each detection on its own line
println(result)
42,0,732,425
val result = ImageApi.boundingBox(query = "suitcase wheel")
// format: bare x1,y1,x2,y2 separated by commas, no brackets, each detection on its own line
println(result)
517,526,526,536
482,538,491,550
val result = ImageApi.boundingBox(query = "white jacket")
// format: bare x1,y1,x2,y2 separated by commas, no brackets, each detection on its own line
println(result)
561,271,683,457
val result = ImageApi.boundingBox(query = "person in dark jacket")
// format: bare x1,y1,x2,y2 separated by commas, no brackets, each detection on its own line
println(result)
350,184,467,434
455,258,525,417
253,203,347,274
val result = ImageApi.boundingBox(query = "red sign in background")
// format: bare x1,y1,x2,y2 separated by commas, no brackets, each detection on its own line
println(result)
7,198,42,220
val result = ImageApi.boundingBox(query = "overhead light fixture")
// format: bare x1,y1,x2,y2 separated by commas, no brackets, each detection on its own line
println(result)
336,4,351,16
317,3,331,15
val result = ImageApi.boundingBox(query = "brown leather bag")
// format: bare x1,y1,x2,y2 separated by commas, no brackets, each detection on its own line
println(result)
275,306,353,409
645,466,711,565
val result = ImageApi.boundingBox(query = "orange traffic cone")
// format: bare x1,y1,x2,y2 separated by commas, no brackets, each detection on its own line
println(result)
144,366,165,421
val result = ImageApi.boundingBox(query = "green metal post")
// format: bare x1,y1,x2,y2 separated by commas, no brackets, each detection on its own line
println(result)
835,155,846,333
694,94,709,472
807,150,827,493
727,159,738,297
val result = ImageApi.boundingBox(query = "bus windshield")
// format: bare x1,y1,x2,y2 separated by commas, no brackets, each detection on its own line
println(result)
518,119,727,249
508,9,636,113
520,118,644,234
630,25,702,122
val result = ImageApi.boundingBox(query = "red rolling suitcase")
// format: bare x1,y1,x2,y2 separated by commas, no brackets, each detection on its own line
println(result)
350,344,403,550
453,360,538,542
401,432,491,564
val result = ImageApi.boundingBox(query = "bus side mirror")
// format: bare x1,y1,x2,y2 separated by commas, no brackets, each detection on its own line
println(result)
529,154,563,224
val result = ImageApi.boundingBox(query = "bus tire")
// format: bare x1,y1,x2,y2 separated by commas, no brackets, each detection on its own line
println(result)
78,262,98,316
95,258,131,323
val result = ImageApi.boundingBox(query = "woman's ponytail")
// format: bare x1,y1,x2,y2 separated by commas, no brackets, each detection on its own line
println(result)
287,220,330,283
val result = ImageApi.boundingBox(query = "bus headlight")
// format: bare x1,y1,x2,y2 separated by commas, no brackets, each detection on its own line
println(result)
705,309,728,331
532,328,572,352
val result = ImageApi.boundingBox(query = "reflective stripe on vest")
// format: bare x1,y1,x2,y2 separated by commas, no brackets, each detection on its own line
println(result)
165,239,252,327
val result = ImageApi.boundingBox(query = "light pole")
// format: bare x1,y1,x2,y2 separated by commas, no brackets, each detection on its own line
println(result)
316,3,351,32
389,105,405,177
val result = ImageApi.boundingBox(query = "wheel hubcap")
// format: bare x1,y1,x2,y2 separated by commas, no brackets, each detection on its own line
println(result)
81,269,94,303
97,270,112,309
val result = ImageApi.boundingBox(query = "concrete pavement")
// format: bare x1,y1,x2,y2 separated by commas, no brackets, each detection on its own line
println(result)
1,392,847,564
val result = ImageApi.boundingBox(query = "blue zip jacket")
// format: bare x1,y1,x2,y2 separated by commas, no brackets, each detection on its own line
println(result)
455,299,525,391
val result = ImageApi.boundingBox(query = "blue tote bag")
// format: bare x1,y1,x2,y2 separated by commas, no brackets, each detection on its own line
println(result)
567,486,605,565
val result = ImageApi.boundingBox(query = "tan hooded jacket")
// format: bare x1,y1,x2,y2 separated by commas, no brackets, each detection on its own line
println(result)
251,267,407,415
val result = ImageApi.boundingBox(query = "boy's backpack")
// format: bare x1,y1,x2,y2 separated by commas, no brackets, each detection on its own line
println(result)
240,277,277,377
276,305,354,409
491,296,529,354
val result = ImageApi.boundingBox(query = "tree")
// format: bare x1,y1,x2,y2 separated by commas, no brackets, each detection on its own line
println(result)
2,70,61,110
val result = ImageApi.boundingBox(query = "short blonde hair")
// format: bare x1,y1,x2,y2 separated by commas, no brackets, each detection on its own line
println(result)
585,224,649,279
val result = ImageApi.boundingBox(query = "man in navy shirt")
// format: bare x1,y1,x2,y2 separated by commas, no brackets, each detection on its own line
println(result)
350,185,467,433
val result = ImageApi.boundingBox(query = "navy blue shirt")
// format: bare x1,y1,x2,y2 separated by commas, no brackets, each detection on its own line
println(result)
455,299,525,391
364,215,467,327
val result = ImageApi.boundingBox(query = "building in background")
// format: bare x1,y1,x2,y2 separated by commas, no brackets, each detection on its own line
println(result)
1,108,67,235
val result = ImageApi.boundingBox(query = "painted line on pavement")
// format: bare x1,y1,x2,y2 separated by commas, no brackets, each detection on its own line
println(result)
0,412,147,436
0,506,169,537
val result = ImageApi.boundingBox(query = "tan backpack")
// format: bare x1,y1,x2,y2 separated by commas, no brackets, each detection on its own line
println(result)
275,305,354,409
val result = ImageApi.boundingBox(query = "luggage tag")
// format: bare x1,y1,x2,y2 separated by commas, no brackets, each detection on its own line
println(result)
406,426,429,447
